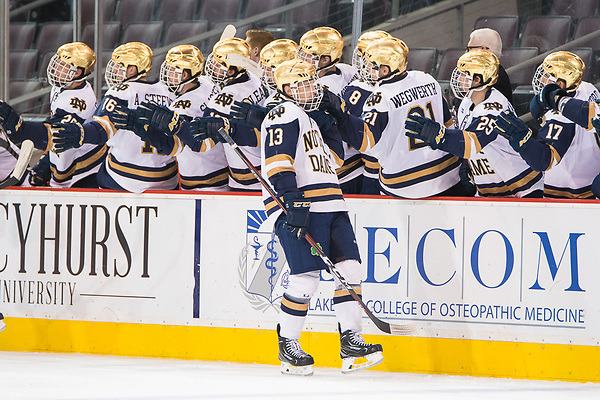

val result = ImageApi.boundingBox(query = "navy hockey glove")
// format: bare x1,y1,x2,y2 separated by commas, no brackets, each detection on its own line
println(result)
51,122,85,153
529,83,568,120
493,110,533,152
319,88,347,122
109,104,144,132
137,101,182,136
28,153,51,186
230,100,267,129
189,116,232,143
405,113,447,150
0,100,23,143
283,192,311,240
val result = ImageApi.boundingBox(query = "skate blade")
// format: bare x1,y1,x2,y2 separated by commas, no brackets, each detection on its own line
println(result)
341,351,383,374
280,362,313,376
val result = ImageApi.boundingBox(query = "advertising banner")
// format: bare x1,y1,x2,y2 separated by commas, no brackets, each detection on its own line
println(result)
1,190,598,347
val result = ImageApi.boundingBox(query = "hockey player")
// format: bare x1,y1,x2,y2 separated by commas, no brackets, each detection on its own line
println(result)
331,37,464,198
492,51,600,199
404,49,543,197
263,59,382,376
51,42,177,192
195,37,267,191
0,42,103,187
343,30,391,194
297,26,364,194
245,29,276,64
153,44,228,190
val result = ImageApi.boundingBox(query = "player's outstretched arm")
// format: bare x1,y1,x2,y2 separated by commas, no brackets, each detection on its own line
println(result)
493,110,553,171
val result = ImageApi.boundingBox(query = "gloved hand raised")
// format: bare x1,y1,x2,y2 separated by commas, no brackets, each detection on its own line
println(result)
137,101,182,136
493,110,533,152
405,113,447,150
529,83,568,120
51,122,85,153
189,116,231,143
282,192,311,240
0,100,24,143
230,100,267,129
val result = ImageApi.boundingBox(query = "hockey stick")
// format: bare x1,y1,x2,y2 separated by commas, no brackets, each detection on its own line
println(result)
226,53,262,77
219,24,237,41
0,139,34,189
218,127,416,336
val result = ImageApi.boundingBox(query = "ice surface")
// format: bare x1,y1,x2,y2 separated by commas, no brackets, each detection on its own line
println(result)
1,351,599,400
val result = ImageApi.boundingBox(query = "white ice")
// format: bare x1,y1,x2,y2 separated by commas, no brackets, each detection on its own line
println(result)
1,351,599,400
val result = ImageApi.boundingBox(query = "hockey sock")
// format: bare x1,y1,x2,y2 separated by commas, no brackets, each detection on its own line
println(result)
332,259,364,333
279,293,309,340
333,285,363,333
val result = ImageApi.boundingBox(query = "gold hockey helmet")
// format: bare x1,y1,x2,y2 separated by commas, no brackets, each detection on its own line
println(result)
160,44,205,94
450,49,499,99
297,27,344,70
105,42,153,89
362,37,409,85
274,59,323,112
259,39,298,90
532,51,585,94
352,30,391,70
206,37,251,85
46,42,96,88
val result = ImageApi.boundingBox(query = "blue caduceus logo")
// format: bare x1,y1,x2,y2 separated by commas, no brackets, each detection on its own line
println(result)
244,210,289,305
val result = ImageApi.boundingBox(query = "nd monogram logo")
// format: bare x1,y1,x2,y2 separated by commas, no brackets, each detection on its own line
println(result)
70,97,87,112
239,210,289,312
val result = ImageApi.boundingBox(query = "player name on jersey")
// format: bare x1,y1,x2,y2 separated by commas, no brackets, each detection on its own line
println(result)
390,82,439,108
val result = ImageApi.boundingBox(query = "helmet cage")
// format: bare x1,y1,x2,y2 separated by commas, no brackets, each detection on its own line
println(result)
105,59,127,89
361,57,381,86
47,54,79,88
297,47,320,70
206,54,229,85
160,61,185,94
260,61,276,90
288,77,323,112
450,68,474,99
532,64,557,95
351,47,364,71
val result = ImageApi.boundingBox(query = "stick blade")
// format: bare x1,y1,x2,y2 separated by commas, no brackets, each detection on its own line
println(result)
226,53,262,77
12,139,34,180
219,24,237,41
389,323,417,336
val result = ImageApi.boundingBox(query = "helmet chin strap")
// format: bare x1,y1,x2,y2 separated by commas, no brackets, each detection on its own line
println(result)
467,82,488,99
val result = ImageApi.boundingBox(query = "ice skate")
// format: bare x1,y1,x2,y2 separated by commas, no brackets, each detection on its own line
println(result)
0,312,5,332
339,327,383,373
277,324,314,376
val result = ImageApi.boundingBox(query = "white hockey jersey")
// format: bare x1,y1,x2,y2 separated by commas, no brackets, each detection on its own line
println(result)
172,76,229,191
261,100,346,216
48,82,105,187
93,80,176,193
203,73,267,190
319,63,363,186
359,71,461,198
538,81,600,198
454,88,543,197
